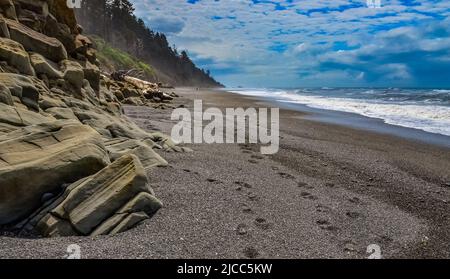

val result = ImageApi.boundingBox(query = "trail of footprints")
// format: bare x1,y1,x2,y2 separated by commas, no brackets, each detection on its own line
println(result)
180,144,366,258
238,144,367,257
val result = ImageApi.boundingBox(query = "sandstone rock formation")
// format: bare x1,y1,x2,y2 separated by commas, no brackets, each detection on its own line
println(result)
0,120,110,224
29,154,162,237
0,0,186,237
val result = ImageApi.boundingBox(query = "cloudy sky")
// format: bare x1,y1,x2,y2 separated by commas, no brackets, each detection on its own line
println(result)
131,0,450,88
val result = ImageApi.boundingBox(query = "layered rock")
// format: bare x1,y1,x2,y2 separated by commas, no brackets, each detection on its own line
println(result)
28,154,162,237
0,120,110,225
0,37,34,75
0,0,186,237
5,18,68,62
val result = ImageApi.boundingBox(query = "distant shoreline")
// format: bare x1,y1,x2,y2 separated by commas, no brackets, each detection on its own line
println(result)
212,88,450,149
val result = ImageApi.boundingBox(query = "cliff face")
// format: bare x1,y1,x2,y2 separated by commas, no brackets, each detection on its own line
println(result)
74,0,223,88
0,0,188,237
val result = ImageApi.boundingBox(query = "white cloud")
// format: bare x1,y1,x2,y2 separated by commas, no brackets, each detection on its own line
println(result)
130,0,450,87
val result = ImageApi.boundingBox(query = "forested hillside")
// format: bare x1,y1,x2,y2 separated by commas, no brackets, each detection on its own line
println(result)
75,0,223,87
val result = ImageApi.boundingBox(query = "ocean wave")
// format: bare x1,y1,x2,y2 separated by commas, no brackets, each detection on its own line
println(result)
229,89,450,136
433,89,450,93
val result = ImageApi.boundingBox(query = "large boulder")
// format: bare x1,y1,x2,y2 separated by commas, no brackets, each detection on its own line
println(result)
47,0,78,34
43,13,75,54
29,52,63,78
0,37,35,75
60,59,84,91
80,60,100,91
104,137,168,169
5,18,68,62
0,120,110,225
34,154,162,236
0,73,47,110
14,0,49,17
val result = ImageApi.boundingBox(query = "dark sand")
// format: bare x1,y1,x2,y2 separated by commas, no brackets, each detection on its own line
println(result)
0,88,449,259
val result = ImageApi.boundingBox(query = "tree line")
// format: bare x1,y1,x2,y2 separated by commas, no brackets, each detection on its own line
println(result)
76,0,222,86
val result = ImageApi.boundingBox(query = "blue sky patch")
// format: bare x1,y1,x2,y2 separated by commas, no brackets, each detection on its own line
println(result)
131,0,450,87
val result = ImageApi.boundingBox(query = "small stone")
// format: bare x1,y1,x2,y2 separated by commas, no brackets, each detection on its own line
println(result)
236,224,248,235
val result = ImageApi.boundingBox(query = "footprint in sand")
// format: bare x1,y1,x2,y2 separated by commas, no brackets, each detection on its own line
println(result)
316,219,339,232
343,241,358,254
348,197,361,204
236,224,249,236
255,218,271,230
300,191,318,200
298,181,314,189
316,204,331,213
241,204,254,214
207,178,220,183
243,246,259,259
251,154,265,160
235,181,252,188
240,144,253,151
346,211,361,219
248,192,259,201
278,172,295,180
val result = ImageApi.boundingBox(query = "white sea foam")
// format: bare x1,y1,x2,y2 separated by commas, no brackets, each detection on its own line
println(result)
433,89,450,93
229,89,450,136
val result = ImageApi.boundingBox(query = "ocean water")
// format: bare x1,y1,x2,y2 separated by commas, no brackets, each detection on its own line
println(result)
228,88,450,137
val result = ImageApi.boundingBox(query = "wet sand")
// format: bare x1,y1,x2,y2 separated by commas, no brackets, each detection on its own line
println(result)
0,88,449,259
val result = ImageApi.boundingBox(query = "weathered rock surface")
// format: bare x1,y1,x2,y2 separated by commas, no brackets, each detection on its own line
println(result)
34,154,162,237
0,37,34,75
60,59,83,90
47,0,78,34
0,72,49,110
0,83,13,105
29,52,63,78
0,0,17,20
0,15,11,38
0,0,186,237
0,102,55,126
105,137,168,169
6,18,67,62
0,120,110,225
15,0,49,17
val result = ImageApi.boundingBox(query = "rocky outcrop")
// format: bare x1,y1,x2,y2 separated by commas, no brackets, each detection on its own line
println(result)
0,120,110,225
104,137,169,169
29,154,162,237
0,37,34,75
29,52,63,78
5,18,68,62
0,73,46,111
60,59,83,90
0,15,10,38
0,0,187,237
